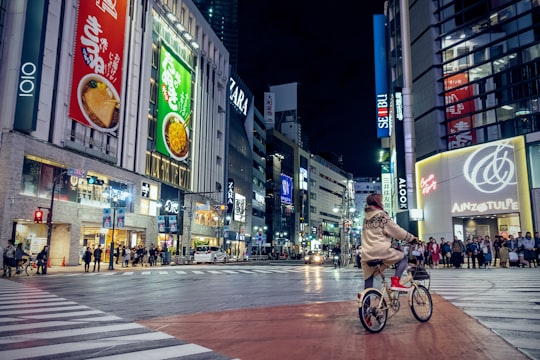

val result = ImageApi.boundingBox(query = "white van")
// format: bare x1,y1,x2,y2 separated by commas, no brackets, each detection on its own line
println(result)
193,246,227,264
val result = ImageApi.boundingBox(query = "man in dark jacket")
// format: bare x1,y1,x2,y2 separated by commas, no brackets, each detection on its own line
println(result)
93,245,103,272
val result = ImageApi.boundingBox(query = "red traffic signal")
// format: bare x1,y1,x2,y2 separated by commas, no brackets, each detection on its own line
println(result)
34,209,44,223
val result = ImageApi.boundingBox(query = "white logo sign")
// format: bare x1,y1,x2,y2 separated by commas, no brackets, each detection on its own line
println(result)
463,140,516,194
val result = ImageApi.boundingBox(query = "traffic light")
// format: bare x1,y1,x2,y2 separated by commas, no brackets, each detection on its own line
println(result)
87,176,104,185
34,209,44,223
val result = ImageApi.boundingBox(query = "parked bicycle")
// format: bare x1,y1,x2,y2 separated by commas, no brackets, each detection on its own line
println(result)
358,259,433,333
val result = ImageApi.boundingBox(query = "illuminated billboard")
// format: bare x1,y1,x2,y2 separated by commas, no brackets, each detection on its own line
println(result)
416,137,532,236
156,45,192,161
373,14,389,138
444,73,476,149
69,0,128,133
234,193,246,223
281,174,293,205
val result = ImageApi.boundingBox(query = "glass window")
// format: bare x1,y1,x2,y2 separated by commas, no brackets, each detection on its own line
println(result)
528,142,540,188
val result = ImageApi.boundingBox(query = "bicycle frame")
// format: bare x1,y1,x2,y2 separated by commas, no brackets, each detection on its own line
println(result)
359,266,422,318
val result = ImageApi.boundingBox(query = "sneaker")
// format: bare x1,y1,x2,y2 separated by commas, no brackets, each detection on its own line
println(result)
390,276,410,292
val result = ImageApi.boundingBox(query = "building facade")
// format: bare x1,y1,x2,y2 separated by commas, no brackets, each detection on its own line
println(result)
383,0,540,241
0,0,229,265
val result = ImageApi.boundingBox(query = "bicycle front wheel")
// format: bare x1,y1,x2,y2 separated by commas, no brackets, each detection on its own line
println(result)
359,289,388,333
410,284,433,322
25,262,37,276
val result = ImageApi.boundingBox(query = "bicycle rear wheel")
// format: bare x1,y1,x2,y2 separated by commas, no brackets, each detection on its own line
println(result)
410,284,433,322
359,289,388,333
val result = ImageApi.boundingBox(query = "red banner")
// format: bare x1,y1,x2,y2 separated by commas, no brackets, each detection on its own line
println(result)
68,0,127,133
444,73,476,148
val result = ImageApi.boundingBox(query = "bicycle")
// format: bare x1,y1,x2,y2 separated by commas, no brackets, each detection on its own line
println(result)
358,259,433,333
4,256,37,277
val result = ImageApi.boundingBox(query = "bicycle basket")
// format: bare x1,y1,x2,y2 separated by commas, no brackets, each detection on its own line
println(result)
411,266,430,280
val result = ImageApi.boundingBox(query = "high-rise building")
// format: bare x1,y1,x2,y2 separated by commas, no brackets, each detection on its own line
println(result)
0,0,229,264
193,0,239,68
382,0,539,241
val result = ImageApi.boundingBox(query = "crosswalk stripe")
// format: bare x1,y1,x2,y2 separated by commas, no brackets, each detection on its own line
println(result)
175,271,187,274
0,323,145,344
192,270,205,274
0,320,84,331
88,343,213,359
0,305,90,316
0,332,174,360
0,301,77,310
20,309,105,319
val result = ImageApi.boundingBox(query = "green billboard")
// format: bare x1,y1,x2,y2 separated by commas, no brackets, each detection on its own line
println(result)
156,45,192,161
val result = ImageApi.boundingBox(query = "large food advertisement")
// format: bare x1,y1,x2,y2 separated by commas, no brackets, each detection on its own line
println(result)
68,1,127,133
156,45,192,161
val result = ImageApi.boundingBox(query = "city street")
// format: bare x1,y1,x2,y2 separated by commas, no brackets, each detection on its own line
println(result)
0,263,538,359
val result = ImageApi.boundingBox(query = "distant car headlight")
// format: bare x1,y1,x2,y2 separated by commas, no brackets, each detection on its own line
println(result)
304,256,310,261
314,255,321,262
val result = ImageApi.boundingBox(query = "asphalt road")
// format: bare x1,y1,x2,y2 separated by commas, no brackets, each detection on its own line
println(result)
1,262,539,359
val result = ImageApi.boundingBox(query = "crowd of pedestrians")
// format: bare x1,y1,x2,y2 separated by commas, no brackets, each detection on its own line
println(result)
404,231,540,270
80,243,170,271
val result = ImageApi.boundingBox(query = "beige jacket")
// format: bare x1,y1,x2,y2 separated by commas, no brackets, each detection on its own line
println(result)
361,206,415,279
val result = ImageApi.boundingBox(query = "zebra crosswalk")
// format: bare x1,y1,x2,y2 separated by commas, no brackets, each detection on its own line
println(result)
0,279,232,360
428,268,540,360
46,265,349,277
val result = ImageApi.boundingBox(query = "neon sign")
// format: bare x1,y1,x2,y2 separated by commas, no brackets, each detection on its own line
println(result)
420,174,437,195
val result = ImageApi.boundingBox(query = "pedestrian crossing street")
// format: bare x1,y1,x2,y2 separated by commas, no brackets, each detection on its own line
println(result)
49,265,350,277
0,279,235,360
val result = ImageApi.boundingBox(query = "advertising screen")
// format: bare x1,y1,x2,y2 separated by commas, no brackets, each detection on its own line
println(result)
68,0,128,133
156,45,192,161
281,174,293,205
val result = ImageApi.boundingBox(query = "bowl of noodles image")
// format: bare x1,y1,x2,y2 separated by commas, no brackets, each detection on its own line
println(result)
162,112,189,160
77,73,120,133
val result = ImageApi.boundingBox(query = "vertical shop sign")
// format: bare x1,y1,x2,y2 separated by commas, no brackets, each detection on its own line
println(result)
103,208,112,228
68,0,128,133
373,14,389,138
227,179,235,214
444,73,476,148
157,216,166,233
14,0,49,132
169,215,177,232
116,207,125,228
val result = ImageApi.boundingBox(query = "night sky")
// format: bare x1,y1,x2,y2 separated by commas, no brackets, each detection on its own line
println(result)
237,1,386,177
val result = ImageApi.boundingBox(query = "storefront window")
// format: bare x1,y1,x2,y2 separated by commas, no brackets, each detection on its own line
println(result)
529,142,540,188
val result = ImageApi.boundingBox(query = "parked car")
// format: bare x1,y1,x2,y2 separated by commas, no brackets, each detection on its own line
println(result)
304,251,324,265
193,246,227,264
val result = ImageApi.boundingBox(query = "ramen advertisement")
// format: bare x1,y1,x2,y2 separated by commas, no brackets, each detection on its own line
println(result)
68,0,127,133
156,45,192,161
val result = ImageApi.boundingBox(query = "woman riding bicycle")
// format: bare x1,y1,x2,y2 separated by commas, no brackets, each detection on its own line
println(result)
361,194,417,292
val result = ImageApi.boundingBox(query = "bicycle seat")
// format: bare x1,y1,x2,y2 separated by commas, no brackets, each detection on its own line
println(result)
367,259,384,267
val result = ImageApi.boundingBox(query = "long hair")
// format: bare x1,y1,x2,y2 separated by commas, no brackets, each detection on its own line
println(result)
366,193,384,210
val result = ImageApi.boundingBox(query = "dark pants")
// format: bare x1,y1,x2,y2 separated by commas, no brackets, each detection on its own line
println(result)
94,259,101,272
471,254,480,268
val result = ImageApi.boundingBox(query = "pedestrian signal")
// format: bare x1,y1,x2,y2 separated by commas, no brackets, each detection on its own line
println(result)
34,209,44,223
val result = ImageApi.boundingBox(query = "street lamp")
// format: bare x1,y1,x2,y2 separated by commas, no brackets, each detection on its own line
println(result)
108,194,118,271
254,225,267,256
